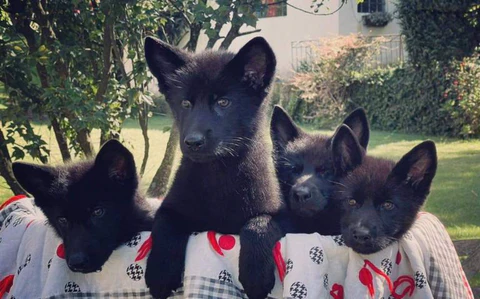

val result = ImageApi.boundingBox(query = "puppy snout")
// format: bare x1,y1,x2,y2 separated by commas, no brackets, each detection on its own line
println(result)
184,133,206,151
293,186,312,202
67,252,89,271
352,227,372,244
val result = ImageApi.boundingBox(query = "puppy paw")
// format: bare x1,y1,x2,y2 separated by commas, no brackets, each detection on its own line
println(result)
145,254,183,299
239,260,275,299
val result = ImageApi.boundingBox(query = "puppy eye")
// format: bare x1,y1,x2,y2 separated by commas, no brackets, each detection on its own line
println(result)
348,199,357,206
217,98,230,108
382,201,395,210
181,100,192,109
316,166,326,175
91,207,105,218
292,164,303,174
58,217,68,226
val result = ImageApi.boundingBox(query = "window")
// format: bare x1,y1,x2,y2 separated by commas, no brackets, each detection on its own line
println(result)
256,0,287,18
357,0,385,13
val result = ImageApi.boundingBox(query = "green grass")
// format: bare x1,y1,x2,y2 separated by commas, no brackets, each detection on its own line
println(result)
1,116,479,241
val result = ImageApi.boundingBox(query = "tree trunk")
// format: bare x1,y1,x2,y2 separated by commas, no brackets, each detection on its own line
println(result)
219,22,241,50
187,23,202,52
139,103,150,177
0,129,27,195
50,117,72,162
76,128,95,157
206,22,224,49
147,125,179,198
11,10,73,162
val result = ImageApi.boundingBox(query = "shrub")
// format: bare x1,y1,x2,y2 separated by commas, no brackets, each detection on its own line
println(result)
397,0,480,66
348,53,480,137
290,34,386,128
443,52,480,137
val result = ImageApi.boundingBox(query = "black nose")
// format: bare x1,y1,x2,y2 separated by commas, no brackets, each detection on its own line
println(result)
184,133,206,151
293,186,311,202
352,227,372,244
68,252,89,271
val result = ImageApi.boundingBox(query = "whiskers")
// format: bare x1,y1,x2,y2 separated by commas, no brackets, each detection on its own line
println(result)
214,137,260,158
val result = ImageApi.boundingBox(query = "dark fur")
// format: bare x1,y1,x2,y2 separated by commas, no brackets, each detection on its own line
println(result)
144,37,284,299
271,106,369,234
332,126,437,254
12,140,154,273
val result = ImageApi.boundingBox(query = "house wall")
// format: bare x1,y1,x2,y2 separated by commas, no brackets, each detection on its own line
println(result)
147,0,403,94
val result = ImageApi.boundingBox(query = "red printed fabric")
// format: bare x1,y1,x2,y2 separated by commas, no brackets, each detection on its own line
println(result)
0,197,473,299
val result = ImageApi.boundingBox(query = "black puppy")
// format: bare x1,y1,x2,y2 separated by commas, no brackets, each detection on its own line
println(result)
332,125,437,254
144,37,285,298
12,140,154,273
271,106,369,234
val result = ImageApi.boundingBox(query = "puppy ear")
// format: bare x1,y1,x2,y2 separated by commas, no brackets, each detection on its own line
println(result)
144,36,189,92
95,140,137,185
342,108,370,150
12,162,56,197
271,105,301,150
224,37,276,92
388,141,437,195
332,125,364,175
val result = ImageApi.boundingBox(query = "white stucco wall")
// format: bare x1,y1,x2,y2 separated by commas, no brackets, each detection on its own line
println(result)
146,0,403,93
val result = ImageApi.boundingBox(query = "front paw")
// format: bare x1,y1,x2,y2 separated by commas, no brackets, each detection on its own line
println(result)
239,254,276,299
145,254,183,299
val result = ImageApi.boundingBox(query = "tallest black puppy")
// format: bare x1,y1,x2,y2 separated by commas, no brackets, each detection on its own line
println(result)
144,37,285,298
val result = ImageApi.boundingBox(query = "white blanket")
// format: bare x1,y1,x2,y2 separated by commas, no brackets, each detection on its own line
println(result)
0,196,473,299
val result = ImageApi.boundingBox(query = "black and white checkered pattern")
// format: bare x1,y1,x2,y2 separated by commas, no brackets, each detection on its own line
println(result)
286,258,294,275
12,217,24,227
411,213,473,299
17,254,31,275
45,289,152,299
309,246,324,264
415,271,426,289
124,233,141,247
323,274,329,290
381,258,393,276
289,281,307,299
218,270,233,284
333,235,345,246
3,214,13,229
126,264,143,281
64,282,81,293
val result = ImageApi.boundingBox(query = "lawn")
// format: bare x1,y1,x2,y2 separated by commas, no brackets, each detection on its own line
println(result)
1,116,479,241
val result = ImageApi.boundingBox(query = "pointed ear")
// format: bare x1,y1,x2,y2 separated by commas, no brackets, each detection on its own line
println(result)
388,141,437,194
332,125,364,175
144,36,189,92
95,140,137,185
271,105,300,149
342,108,370,150
224,37,276,91
12,162,56,196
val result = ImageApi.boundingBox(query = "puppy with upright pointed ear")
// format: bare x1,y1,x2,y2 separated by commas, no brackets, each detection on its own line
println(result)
332,140,437,254
144,37,284,299
342,108,370,150
331,124,365,176
270,106,369,235
12,140,154,273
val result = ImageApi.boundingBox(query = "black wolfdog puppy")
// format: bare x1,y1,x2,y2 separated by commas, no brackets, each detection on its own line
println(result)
332,125,437,254
12,140,154,273
144,37,284,298
271,106,369,234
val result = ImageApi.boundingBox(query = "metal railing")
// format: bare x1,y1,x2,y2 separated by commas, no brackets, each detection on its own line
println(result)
291,34,406,71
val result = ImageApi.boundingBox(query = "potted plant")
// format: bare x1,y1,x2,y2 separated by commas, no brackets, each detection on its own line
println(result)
362,12,393,27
